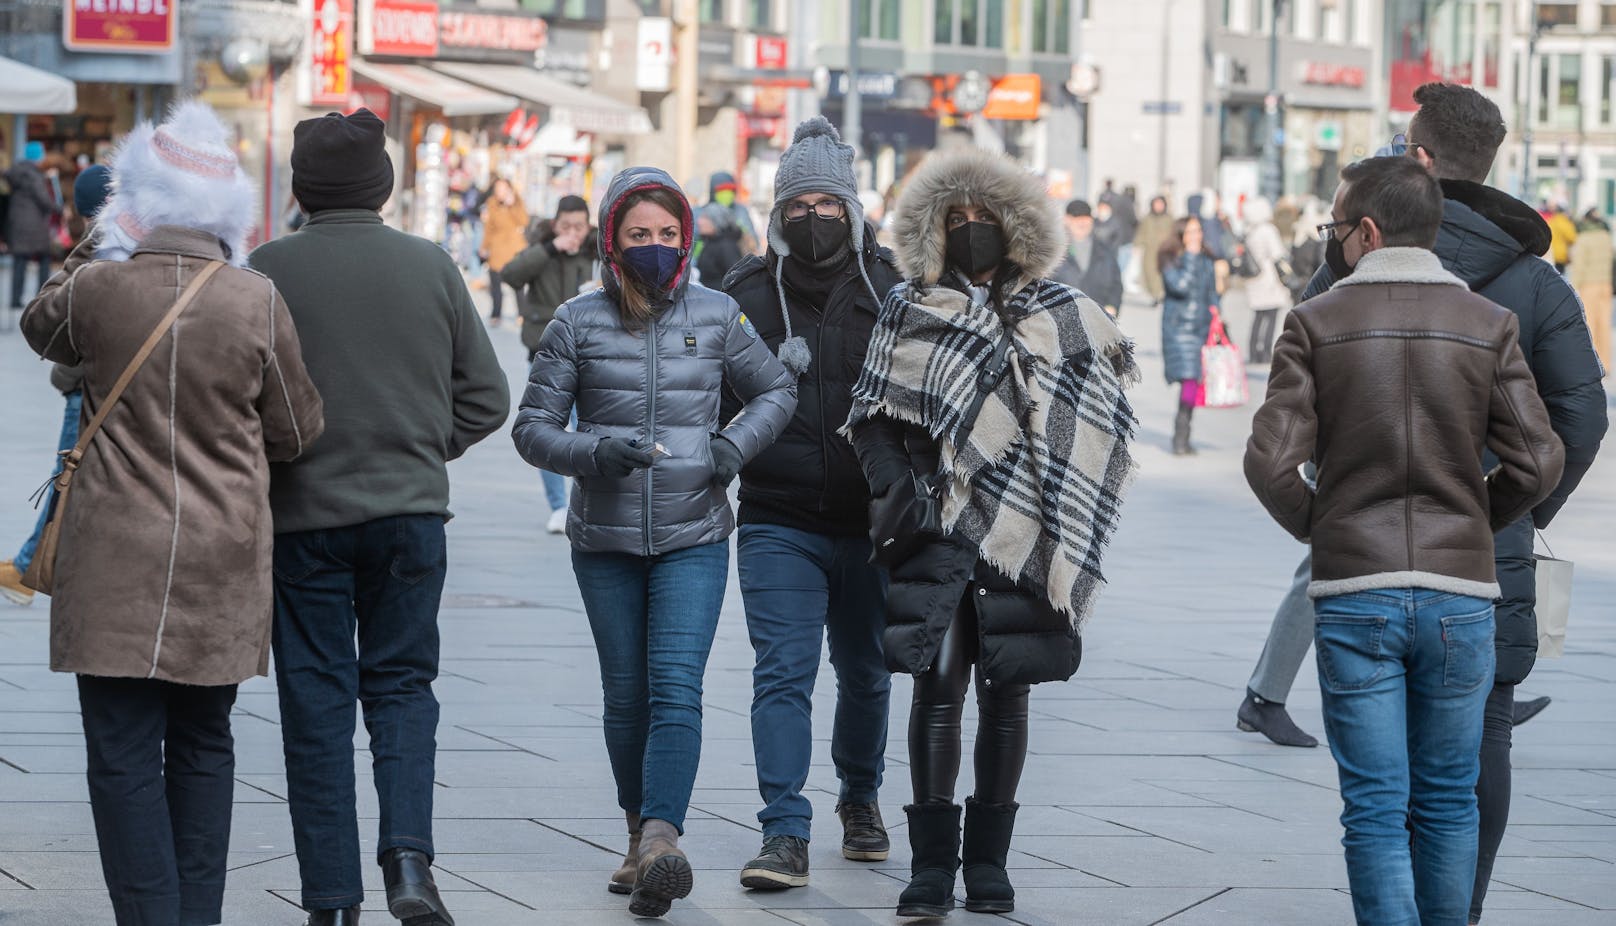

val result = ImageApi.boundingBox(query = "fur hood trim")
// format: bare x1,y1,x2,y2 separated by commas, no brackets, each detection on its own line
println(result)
891,146,1063,292
1330,247,1467,290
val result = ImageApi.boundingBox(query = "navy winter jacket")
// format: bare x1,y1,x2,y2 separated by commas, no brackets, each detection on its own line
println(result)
1160,252,1218,384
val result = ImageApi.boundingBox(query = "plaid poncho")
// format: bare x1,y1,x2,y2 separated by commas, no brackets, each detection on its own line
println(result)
844,277,1139,627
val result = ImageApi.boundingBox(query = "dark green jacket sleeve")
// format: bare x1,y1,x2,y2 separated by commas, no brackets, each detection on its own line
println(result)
447,273,511,459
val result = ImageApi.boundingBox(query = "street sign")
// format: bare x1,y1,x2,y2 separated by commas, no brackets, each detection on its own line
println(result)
1141,101,1182,115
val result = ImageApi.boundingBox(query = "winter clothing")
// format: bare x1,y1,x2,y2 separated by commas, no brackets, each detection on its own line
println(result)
289,109,394,214
249,210,510,534
1245,246,1564,600
1134,210,1174,300
962,798,1018,913
73,164,113,220
1159,252,1218,383
897,803,961,918
500,220,597,356
1568,220,1612,372
1239,202,1292,311
4,160,56,255
696,171,758,286
481,195,530,272
609,813,642,894
1053,233,1123,312
1546,209,1577,268
21,227,325,685
632,818,694,918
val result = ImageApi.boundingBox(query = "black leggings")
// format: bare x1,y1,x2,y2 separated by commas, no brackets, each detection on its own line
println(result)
1470,681,1513,922
909,595,1030,805
488,267,506,319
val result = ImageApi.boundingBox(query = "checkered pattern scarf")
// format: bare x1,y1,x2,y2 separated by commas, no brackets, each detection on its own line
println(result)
845,277,1139,627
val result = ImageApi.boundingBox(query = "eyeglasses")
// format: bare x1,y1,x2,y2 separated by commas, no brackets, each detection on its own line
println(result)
782,200,846,221
1388,133,1432,159
1316,218,1362,243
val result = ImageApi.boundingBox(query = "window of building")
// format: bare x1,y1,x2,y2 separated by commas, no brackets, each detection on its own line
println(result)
1534,2,1578,28
699,0,725,23
1318,0,1341,43
1481,2,1501,87
1537,53,1582,127
1603,0,1616,27
1343,0,1359,42
876,0,900,39
1034,0,1072,51
1602,56,1615,124
1053,0,1070,52
935,0,955,43
984,0,1004,46
960,0,979,45
746,0,771,29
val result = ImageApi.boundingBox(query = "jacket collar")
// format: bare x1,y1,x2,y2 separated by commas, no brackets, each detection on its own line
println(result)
131,226,231,263
305,209,385,227
1330,247,1468,290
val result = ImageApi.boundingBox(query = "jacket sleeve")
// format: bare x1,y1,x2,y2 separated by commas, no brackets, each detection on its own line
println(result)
446,276,511,460
19,235,97,365
1486,317,1568,530
1160,256,1196,297
18,169,56,212
1243,312,1318,541
717,298,797,461
498,242,551,291
848,413,913,496
511,307,602,477
1525,282,1608,526
258,285,326,463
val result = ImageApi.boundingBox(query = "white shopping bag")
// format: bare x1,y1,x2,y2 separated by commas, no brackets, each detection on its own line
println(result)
1534,531,1573,659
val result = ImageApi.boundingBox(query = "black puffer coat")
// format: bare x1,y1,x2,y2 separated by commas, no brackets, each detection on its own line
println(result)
1301,180,1607,684
4,162,56,254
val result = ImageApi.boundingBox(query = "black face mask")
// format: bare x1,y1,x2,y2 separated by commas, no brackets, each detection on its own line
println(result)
782,214,850,264
946,221,1006,278
1325,219,1362,279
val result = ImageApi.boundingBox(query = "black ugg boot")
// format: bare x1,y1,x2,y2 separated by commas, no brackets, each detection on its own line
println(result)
961,798,1018,913
897,803,961,918
1172,401,1195,455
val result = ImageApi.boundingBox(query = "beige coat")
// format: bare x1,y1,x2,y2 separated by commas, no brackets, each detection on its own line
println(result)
1569,224,1613,289
21,227,324,686
482,197,530,271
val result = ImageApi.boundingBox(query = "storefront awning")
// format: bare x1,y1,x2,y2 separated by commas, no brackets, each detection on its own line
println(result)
351,60,516,117
1,55,77,114
431,63,653,137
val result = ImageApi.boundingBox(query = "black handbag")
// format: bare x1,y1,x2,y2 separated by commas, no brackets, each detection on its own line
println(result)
868,332,1015,568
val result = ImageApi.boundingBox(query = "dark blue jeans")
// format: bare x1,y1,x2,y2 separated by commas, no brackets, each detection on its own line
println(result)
1314,589,1494,926
571,541,728,832
737,524,890,840
271,515,447,911
16,389,82,572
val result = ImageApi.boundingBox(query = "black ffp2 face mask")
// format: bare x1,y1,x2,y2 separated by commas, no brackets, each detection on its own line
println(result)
782,213,849,264
1325,219,1362,280
946,221,1007,278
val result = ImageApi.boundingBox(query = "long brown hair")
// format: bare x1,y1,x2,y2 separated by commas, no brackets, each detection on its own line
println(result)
1157,216,1203,269
610,186,689,329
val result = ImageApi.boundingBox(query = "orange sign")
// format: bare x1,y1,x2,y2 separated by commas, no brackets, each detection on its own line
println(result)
63,0,178,54
981,74,1042,121
308,0,353,107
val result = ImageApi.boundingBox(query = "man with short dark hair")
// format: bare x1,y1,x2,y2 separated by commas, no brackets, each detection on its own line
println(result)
1054,199,1123,316
1246,155,1564,926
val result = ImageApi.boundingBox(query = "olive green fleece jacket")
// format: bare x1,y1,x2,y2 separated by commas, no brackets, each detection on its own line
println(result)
250,209,510,533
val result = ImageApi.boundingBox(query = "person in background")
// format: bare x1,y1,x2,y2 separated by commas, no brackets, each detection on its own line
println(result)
21,100,325,926
1134,195,1174,304
1568,209,1612,374
0,164,112,607
1092,199,1124,258
1159,216,1219,456
694,171,758,285
5,141,60,310
1114,183,1141,280
512,167,796,919
480,177,530,327
1188,191,1232,260
1053,199,1123,317
1273,196,1301,244
1240,197,1292,365
1544,202,1576,274
251,108,510,926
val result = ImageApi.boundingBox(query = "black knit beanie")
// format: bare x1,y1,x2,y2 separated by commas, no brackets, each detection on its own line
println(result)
291,108,394,213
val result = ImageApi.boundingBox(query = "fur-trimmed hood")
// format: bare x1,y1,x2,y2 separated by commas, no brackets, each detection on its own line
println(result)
891,147,1063,293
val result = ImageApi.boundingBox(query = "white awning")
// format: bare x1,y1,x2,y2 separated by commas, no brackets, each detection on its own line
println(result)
351,60,517,117
0,55,77,114
431,63,652,137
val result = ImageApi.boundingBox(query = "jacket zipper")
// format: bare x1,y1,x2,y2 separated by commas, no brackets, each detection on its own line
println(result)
644,318,658,556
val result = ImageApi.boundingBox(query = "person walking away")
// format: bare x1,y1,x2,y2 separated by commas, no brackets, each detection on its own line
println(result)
1545,203,1576,274
694,171,758,285
716,117,902,891
1241,197,1292,365
480,177,529,326
512,166,796,918
1568,209,1612,374
1159,217,1219,455
0,164,114,607
500,194,597,533
20,101,325,926
1245,155,1564,926
250,108,510,926
6,141,60,310
1134,196,1174,303
1053,199,1123,317
1114,184,1140,282
846,146,1138,919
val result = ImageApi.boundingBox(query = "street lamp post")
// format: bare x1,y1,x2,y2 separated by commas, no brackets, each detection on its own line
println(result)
1521,24,1541,202
1260,0,1288,203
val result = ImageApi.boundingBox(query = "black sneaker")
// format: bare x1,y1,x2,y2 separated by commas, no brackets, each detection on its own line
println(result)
837,801,891,861
740,835,810,890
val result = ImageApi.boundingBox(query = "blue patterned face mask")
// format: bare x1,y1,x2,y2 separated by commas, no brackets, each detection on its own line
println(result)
620,244,683,289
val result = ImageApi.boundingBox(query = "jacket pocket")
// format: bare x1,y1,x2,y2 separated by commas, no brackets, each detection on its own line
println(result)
1314,611,1388,693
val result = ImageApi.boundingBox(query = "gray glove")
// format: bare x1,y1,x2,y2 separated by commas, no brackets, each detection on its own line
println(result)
594,438,655,478
709,436,743,488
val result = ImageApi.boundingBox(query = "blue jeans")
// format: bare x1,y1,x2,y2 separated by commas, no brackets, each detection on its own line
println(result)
1314,589,1494,926
16,390,82,572
572,541,728,832
737,524,890,840
271,515,448,910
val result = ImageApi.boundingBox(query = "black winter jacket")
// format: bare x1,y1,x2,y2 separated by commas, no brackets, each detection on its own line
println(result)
1052,238,1124,313
1301,179,1607,684
4,162,56,255
720,228,901,535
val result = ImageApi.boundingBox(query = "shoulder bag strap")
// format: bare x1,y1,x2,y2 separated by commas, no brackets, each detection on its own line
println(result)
58,260,224,478
933,330,1016,486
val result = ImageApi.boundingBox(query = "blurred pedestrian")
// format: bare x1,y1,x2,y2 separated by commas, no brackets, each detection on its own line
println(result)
1053,199,1123,317
250,108,510,926
718,117,901,891
1240,197,1291,365
846,146,1138,919
1134,195,1173,302
512,167,796,918
1545,202,1576,273
1159,216,1219,455
5,140,60,309
1114,183,1140,279
480,177,529,326
694,171,757,285
20,101,325,926
1568,209,1612,373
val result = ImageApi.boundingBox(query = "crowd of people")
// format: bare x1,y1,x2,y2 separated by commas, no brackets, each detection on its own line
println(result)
0,78,1608,926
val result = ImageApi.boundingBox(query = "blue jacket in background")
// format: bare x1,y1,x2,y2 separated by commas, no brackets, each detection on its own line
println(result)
1160,252,1219,384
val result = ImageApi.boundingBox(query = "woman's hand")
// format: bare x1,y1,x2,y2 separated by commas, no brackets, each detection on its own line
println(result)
593,438,655,477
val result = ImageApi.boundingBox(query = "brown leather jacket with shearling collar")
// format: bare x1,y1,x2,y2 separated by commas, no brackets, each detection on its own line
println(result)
1244,247,1564,600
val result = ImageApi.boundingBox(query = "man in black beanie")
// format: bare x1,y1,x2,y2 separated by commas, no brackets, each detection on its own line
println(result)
250,109,509,926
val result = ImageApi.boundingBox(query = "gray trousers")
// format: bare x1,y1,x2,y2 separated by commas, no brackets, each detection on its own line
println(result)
1248,553,1314,703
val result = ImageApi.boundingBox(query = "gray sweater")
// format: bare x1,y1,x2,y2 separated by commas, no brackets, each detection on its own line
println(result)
250,210,510,533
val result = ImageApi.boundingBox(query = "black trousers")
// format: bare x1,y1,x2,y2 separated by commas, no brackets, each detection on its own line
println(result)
488,267,506,318
1470,681,1514,922
78,675,239,926
909,595,1030,805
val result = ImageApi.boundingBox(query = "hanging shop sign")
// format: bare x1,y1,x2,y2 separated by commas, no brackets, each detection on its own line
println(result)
358,0,439,58
303,0,354,107
63,0,178,54
752,35,787,71
981,73,1041,120
636,17,672,92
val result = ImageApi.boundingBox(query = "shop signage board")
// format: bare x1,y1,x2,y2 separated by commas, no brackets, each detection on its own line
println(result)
303,0,354,107
636,17,672,92
63,0,178,54
982,73,1041,120
753,35,787,71
439,7,548,58
817,69,900,101
1299,62,1366,88
359,0,439,58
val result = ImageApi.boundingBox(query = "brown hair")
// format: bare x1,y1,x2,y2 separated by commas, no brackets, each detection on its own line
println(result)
609,185,688,329
1158,216,1203,269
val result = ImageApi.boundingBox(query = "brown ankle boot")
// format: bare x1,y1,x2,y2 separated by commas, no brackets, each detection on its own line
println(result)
629,818,693,918
608,811,641,895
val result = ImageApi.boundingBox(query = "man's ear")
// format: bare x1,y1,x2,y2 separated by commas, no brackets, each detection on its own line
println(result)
1411,146,1437,174
1359,216,1383,252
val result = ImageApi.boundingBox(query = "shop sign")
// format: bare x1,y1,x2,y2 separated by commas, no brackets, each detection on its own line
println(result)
753,35,787,70
817,69,900,101
636,17,672,92
63,0,178,54
981,73,1041,120
739,113,784,137
1300,62,1366,89
439,8,548,55
359,0,439,58
305,0,354,107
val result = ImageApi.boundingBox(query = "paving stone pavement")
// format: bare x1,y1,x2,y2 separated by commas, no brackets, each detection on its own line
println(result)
0,287,1612,926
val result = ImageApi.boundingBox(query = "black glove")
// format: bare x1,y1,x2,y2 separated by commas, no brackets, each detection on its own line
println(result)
709,436,743,487
594,437,655,478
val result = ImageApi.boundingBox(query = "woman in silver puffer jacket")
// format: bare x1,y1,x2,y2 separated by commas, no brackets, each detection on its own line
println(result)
512,166,796,919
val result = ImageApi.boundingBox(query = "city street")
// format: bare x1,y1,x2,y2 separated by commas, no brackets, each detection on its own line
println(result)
0,290,1612,926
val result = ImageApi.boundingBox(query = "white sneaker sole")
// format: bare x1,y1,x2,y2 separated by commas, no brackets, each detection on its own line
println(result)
740,867,809,890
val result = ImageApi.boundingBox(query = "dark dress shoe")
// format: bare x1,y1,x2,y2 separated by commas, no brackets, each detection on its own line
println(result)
1513,695,1551,726
1237,689,1319,748
305,908,360,926
382,847,455,926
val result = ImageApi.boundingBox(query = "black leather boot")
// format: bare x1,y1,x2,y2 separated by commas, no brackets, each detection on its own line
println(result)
897,803,961,918
382,847,454,926
1172,401,1195,456
961,798,1018,913
305,907,361,926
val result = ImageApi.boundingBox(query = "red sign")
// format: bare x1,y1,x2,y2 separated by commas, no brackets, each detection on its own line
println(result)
361,0,438,58
1301,62,1366,89
309,0,354,107
754,36,787,70
439,10,547,53
63,0,177,54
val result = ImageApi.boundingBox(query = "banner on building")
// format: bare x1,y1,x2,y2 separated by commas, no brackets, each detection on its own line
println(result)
636,18,672,92
359,0,439,58
981,74,1041,121
301,0,354,107
63,0,178,54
